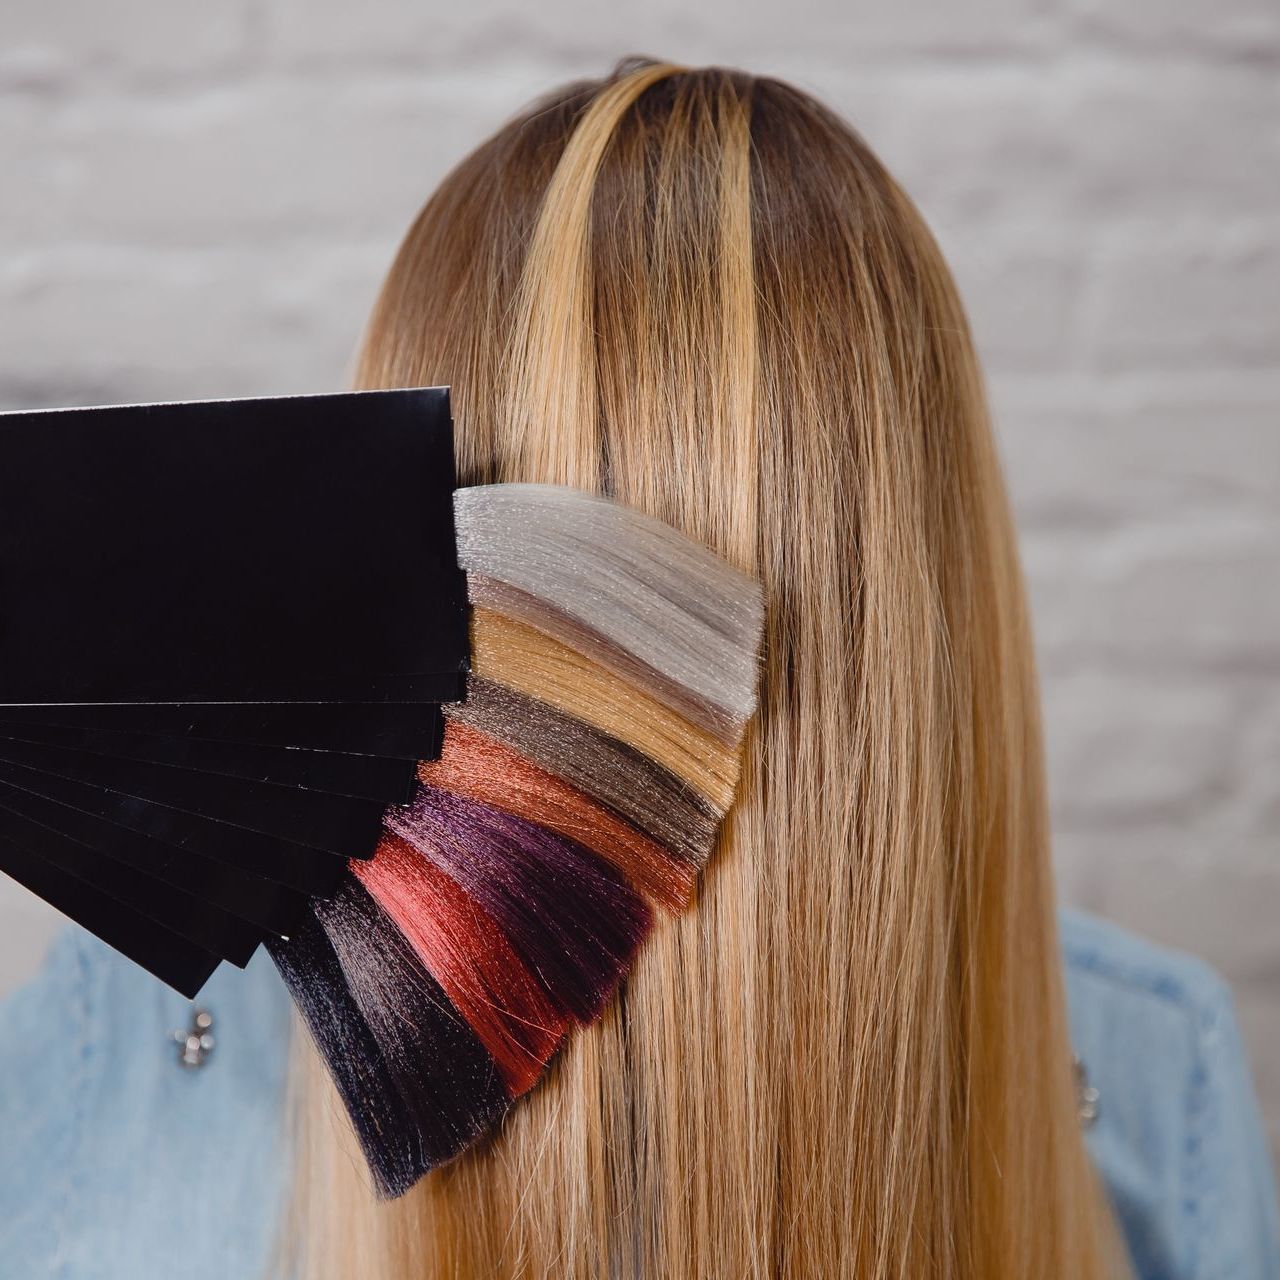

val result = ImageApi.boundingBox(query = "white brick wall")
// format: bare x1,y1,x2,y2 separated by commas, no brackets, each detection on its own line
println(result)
1,3,1277,1164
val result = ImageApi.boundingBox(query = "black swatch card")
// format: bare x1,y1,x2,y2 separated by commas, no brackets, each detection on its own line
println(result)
0,386,467,706
0,702,446,761
0,721,418,803
0,800,265,964
0,784,305,935
0,757,349,895
0,838,223,997
0,738,388,854
0,386,469,996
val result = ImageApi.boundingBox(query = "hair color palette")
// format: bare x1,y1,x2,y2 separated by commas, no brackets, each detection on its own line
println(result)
273,483,764,1194
0,390,765,1193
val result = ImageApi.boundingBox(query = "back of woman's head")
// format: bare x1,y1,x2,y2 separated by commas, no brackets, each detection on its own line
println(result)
294,58,1120,1279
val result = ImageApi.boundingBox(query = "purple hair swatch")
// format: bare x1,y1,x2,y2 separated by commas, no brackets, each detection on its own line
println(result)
387,784,653,1023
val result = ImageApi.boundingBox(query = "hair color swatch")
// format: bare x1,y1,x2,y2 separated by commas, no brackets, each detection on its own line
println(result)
272,483,764,1196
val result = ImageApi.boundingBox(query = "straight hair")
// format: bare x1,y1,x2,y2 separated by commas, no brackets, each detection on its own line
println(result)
285,59,1124,1279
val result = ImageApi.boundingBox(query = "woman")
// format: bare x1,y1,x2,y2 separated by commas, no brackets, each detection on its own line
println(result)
2,59,1277,1280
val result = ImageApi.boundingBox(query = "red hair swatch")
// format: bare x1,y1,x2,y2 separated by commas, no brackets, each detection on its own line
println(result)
355,834,567,1096
419,720,696,914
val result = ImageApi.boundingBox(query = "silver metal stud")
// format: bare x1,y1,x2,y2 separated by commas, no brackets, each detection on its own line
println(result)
173,1007,215,1069
1073,1056,1100,1128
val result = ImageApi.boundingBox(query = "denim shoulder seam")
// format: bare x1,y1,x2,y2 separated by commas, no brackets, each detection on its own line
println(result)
53,932,97,1280
1060,929,1228,1021
1179,986,1214,1279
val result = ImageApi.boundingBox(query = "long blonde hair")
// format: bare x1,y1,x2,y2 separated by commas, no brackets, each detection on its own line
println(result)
289,59,1121,1279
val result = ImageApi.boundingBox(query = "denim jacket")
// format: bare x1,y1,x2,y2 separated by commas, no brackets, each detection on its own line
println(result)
1,908,1277,1279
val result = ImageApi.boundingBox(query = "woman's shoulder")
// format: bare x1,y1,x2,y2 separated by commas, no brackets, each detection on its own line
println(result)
1060,907,1280,1280
2,914,1276,1278
0,926,293,1280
